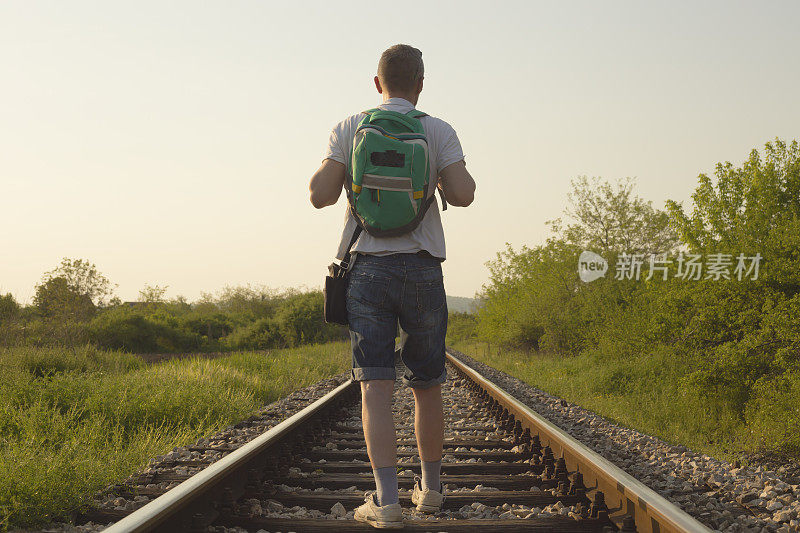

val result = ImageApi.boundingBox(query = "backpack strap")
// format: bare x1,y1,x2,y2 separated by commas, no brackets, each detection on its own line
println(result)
403,109,439,206
408,109,446,210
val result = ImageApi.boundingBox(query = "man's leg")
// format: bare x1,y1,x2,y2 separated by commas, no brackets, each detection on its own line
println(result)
397,254,448,498
361,379,399,506
412,384,444,490
346,255,403,517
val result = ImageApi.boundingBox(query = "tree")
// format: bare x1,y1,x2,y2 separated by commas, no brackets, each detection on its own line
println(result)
550,176,679,255
33,277,96,319
34,258,115,318
0,293,20,322
666,139,800,252
666,138,800,295
39,258,116,306
139,284,169,303
476,177,679,352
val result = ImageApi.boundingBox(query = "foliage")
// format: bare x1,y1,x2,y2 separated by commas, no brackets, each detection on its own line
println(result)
468,139,800,458
86,307,204,353
5,261,346,353
270,292,343,347
666,139,800,253
551,176,679,255
201,284,279,319
33,277,96,320
744,371,800,455
0,294,19,322
138,284,169,303
446,312,479,344
454,342,747,460
0,342,350,529
37,258,116,308
224,317,283,350
181,312,234,341
477,241,583,352
667,139,800,298
477,176,677,353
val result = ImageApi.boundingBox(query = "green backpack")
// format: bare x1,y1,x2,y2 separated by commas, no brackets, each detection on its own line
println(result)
346,108,445,237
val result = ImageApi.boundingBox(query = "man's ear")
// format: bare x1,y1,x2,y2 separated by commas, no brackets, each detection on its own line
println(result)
374,76,383,94
416,77,424,95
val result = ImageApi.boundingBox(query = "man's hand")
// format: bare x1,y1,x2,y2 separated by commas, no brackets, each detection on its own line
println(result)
438,160,475,207
309,159,346,208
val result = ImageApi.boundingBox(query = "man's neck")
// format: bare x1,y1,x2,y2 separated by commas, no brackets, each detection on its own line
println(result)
382,93,418,106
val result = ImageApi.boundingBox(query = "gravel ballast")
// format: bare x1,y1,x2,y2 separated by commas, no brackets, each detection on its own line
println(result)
39,350,800,532
448,349,800,532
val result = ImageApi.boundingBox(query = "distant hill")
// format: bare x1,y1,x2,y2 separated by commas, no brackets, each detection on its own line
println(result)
446,295,478,314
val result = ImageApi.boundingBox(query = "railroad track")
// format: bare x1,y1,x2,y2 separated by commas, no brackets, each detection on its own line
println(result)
85,351,714,533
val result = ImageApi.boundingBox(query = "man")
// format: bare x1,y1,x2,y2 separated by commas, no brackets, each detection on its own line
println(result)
309,44,475,529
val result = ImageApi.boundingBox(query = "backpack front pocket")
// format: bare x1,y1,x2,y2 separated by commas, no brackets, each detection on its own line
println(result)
348,109,431,236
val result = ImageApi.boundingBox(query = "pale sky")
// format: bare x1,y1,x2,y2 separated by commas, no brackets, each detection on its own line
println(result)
2,1,798,304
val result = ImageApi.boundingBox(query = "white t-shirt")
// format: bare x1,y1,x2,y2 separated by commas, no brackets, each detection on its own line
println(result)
324,97,465,261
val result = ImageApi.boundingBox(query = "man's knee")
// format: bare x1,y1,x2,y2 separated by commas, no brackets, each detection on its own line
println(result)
412,383,442,401
361,379,395,402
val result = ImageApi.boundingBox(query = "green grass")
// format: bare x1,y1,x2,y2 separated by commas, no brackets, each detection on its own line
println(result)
0,342,350,530
453,341,758,462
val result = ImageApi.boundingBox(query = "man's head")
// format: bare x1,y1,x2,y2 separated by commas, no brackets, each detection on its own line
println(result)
374,44,424,104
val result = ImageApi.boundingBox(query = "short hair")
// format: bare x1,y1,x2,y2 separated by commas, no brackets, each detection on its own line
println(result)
377,44,424,94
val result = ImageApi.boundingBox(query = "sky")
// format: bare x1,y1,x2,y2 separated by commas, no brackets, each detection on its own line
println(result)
2,0,799,304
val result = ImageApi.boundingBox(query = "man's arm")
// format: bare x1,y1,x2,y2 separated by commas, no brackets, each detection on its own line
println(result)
309,159,346,208
438,160,475,207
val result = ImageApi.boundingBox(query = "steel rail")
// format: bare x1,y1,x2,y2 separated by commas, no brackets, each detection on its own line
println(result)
103,378,356,533
446,351,714,533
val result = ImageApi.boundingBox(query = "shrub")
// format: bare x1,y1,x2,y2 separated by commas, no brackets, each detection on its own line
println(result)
224,317,283,350
0,293,20,322
179,312,234,341
745,372,800,455
272,291,344,347
87,307,202,353
33,277,96,320
446,312,478,344
467,138,800,460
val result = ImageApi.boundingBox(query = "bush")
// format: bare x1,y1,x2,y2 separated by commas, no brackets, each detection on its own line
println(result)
8,264,346,355
446,312,478,344
87,307,203,353
180,312,233,341
33,277,96,320
224,317,283,350
745,372,800,455
272,291,344,347
467,139,800,459
0,293,20,322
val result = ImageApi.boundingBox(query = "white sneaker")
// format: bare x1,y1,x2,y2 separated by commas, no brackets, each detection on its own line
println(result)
353,491,403,529
411,475,445,513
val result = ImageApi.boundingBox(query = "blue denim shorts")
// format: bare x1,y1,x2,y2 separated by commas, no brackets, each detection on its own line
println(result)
346,252,448,389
